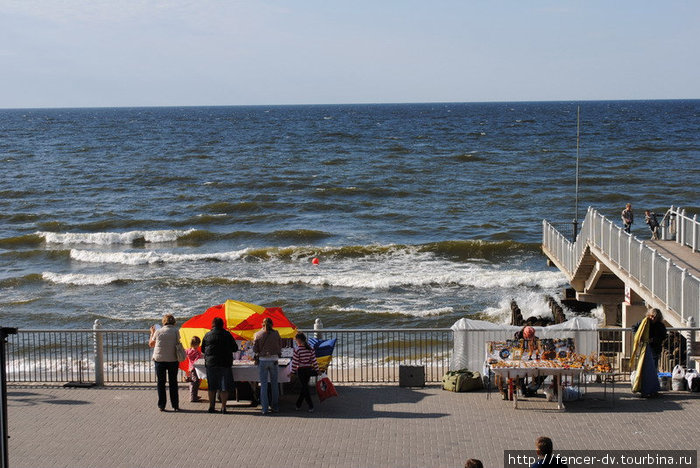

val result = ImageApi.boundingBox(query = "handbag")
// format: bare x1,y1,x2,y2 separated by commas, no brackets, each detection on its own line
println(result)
316,373,338,402
175,341,186,362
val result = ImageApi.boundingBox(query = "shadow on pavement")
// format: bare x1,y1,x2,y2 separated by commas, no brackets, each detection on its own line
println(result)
8,390,92,407
279,385,450,420
563,390,696,413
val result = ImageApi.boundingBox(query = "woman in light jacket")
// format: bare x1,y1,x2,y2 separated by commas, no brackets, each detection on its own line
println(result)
149,314,181,411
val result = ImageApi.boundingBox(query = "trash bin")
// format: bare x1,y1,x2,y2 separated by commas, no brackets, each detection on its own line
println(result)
399,365,425,387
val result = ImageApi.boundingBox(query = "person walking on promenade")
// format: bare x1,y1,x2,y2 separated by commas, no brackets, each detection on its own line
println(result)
149,314,181,412
254,317,282,415
186,336,202,402
530,436,568,467
644,210,660,240
621,203,634,233
631,308,667,398
201,317,238,413
291,332,319,412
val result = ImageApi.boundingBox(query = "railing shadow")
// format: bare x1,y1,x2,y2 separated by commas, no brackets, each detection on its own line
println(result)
563,389,696,414
277,384,450,420
7,389,92,407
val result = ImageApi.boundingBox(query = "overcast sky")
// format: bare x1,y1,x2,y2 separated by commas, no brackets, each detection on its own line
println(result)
1,1,698,108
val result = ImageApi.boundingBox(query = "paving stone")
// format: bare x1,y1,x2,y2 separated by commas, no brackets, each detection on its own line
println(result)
6,383,700,467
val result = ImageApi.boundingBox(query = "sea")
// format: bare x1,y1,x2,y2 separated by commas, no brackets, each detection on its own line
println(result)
1,100,698,330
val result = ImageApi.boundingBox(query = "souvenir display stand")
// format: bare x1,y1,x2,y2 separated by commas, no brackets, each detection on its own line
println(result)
485,338,612,410
194,341,295,403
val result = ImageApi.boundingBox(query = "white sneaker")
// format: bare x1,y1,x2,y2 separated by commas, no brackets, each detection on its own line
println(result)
308,408,314,413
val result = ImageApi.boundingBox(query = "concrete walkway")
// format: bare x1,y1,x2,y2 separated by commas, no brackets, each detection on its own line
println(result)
7,383,700,468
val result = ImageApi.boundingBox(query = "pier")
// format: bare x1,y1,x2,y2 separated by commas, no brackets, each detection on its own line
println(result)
542,206,700,331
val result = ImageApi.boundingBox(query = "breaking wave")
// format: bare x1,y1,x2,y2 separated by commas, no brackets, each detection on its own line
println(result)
37,229,196,245
70,249,248,265
41,272,131,286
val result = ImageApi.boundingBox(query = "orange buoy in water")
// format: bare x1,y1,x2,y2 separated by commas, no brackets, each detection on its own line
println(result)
311,257,320,265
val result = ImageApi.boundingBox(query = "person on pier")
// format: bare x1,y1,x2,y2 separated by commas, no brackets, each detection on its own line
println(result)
621,203,634,233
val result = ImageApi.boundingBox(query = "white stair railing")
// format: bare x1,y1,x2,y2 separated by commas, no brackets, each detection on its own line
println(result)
543,207,700,325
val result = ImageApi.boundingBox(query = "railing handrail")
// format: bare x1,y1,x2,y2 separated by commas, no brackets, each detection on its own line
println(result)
664,205,699,251
10,326,700,332
13,327,455,333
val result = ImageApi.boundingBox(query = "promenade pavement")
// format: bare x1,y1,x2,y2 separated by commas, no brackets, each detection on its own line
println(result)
7,382,700,468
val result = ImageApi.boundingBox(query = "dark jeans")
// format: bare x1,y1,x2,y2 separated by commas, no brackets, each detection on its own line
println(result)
296,367,315,409
154,361,179,409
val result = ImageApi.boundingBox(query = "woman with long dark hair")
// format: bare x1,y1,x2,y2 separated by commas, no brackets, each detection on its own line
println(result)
291,332,319,412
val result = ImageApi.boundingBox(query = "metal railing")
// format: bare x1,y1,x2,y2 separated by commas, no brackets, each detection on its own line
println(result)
311,328,453,383
3,325,452,384
662,206,700,252
543,207,700,325
4,325,697,385
597,327,699,376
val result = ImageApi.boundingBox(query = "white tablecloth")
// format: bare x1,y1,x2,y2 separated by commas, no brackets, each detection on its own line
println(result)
194,358,292,383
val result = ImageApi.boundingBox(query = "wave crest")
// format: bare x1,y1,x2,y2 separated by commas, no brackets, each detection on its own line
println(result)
37,229,196,245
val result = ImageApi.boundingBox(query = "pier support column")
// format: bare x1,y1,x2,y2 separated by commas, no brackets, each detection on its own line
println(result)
621,289,646,358
600,304,620,327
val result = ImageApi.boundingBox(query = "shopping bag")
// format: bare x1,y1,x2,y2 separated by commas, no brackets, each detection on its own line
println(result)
672,364,686,391
316,373,338,402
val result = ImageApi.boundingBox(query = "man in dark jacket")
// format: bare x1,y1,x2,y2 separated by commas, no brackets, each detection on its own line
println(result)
201,317,238,413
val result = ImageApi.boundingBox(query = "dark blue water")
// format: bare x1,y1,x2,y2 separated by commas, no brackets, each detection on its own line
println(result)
1,101,698,329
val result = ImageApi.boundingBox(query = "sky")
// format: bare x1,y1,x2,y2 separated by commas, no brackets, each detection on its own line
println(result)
1,1,698,108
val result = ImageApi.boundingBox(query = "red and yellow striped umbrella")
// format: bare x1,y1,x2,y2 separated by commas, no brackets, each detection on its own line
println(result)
179,299,297,370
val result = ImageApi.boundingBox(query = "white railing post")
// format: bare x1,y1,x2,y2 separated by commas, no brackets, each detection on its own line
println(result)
693,214,697,252
627,233,632,272
665,258,671,306
680,269,687,321
93,319,104,386
608,221,613,257
650,250,656,298
680,209,686,246
638,243,644,282
314,318,324,339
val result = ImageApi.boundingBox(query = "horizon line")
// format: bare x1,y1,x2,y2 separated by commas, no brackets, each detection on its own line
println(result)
1,97,699,111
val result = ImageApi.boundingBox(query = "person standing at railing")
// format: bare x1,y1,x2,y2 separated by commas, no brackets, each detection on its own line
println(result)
254,317,282,415
291,332,319,413
621,203,634,234
185,336,202,402
149,314,181,412
631,308,667,398
644,210,660,240
201,317,238,414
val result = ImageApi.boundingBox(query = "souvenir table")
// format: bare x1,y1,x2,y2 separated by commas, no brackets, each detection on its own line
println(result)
193,358,292,383
486,338,612,410
490,362,583,410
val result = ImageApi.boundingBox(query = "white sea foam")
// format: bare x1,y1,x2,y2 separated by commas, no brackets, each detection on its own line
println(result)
328,304,452,317
70,248,248,265
480,290,564,321
42,272,123,286
223,265,565,291
38,229,196,245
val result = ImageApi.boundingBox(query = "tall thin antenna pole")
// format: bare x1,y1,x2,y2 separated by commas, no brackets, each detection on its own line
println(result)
573,105,580,241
